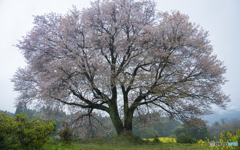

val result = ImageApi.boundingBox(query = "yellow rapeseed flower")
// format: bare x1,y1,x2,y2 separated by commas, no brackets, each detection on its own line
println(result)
143,137,176,143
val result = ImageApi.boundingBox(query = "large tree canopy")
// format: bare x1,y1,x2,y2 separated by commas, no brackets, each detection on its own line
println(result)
12,0,229,135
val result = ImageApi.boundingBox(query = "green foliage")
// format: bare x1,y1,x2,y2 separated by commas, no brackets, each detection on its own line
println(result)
0,111,56,150
153,117,181,137
139,127,158,138
58,121,73,142
176,133,197,144
237,136,240,149
14,105,70,137
0,111,16,149
173,123,213,141
133,117,181,138
15,102,26,115
221,129,238,141
15,102,37,119
152,134,163,144
13,105,181,140
173,126,184,137
13,106,116,139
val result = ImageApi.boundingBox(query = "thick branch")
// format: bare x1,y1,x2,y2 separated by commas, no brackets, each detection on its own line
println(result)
70,89,109,112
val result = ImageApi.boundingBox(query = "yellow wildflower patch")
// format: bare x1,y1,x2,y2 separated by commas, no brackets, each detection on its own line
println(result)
143,137,177,143
198,129,240,150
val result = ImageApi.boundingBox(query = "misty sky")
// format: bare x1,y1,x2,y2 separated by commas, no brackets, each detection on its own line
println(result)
0,0,239,115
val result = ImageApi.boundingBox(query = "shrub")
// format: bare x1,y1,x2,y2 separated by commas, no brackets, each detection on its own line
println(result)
176,133,197,144
58,121,73,142
152,134,163,144
0,111,56,150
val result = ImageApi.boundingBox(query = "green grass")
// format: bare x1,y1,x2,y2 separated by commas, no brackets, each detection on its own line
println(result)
42,142,204,150
42,134,205,150
42,141,203,150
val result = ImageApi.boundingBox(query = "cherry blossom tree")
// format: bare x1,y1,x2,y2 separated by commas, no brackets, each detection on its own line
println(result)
12,0,229,135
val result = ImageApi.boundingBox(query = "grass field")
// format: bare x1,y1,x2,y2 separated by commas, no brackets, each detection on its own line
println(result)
40,132,240,150
42,142,202,150
42,139,202,150
40,136,207,150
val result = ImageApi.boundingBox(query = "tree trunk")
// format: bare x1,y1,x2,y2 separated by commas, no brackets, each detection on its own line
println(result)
110,111,134,135
108,101,124,135
124,110,134,132
108,102,135,135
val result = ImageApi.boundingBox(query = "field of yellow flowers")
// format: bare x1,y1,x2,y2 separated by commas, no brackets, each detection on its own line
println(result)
143,137,177,143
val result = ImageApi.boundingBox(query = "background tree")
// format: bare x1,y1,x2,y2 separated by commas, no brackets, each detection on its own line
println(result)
15,102,38,119
213,121,220,127
173,117,213,141
15,102,26,115
12,0,229,135
208,118,240,138
133,113,181,138
140,127,158,138
153,117,181,137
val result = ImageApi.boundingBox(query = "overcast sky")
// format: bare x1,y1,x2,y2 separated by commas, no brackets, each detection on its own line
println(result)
0,0,239,114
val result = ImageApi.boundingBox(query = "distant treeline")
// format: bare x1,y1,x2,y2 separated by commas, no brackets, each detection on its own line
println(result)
2,103,239,140
9,104,182,139
208,119,240,138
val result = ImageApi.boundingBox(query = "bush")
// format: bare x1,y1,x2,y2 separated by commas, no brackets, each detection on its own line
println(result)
237,136,240,149
0,112,15,149
58,121,73,142
176,133,197,144
0,111,56,150
152,134,163,144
